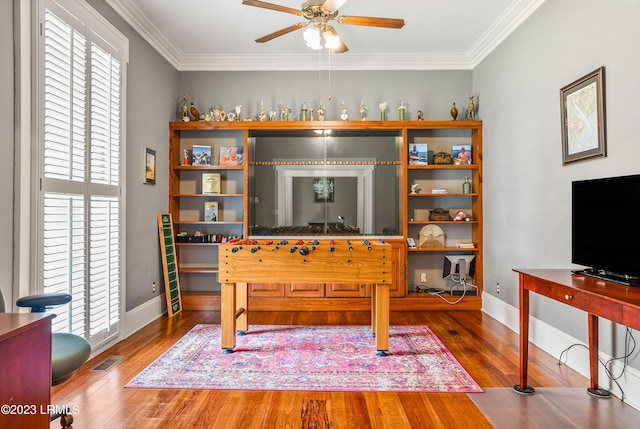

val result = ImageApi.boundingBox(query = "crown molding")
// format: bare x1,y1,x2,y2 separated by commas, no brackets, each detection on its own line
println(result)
467,0,548,68
106,0,182,69
177,53,473,71
107,0,546,72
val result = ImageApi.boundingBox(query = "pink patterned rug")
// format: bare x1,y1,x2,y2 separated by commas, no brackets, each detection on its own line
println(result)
126,324,482,392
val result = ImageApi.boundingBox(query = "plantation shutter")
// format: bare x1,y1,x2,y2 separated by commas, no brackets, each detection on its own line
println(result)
39,0,126,346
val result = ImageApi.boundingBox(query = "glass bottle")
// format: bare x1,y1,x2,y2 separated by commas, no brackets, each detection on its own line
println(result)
462,176,472,194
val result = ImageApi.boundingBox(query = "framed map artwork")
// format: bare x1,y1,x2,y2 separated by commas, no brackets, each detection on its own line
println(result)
560,66,606,165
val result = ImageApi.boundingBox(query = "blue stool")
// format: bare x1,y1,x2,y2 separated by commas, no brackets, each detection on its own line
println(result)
16,292,92,427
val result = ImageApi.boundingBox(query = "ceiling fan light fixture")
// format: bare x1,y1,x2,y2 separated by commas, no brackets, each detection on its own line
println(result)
322,29,340,49
303,26,322,49
244,0,402,54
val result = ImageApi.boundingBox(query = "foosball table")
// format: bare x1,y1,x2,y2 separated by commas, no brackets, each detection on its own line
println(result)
218,239,393,355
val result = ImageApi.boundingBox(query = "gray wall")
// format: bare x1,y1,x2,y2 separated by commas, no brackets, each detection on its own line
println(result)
178,70,472,122
4,1,179,311
84,0,180,310
475,0,640,364
8,1,637,380
1,0,14,306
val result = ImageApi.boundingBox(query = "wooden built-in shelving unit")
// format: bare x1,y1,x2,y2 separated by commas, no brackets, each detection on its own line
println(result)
168,120,482,311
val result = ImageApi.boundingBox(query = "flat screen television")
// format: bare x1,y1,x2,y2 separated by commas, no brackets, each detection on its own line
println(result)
572,174,640,286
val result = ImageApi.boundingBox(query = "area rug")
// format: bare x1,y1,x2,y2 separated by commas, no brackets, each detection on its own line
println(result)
126,324,482,393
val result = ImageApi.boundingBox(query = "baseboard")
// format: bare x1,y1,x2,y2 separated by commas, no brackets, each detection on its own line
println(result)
85,295,166,359
124,294,166,338
482,292,640,411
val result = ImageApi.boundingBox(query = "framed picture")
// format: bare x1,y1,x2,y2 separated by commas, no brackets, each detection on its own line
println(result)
219,146,244,166
452,144,472,165
560,66,606,165
313,177,334,202
204,201,218,222
202,173,221,194
192,145,212,165
409,143,429,165
144,147,156,185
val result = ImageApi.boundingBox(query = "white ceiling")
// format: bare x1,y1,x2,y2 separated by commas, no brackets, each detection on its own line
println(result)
106,0,546,71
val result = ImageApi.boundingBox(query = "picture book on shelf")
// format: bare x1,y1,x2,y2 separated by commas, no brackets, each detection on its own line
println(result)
204,201,218,222
202,173,221,194
408,143,428,165
192,145,211,165
219,146,244,166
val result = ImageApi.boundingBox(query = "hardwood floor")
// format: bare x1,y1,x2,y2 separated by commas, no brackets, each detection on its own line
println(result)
49,310,639,428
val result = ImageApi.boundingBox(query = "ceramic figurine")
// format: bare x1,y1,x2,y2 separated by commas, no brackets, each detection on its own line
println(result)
181,96,189,120
340,101,348,120
317,101,325,121
465,94,476,120
450,102,458,120
212,105,222,121
279,101,290,121
190,103,200,121
359,100,367,120
258,100,266,121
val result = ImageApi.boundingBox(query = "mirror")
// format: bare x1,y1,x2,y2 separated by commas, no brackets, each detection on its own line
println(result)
248,129,401,237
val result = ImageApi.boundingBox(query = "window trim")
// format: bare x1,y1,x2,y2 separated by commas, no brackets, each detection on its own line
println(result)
29,0,128,348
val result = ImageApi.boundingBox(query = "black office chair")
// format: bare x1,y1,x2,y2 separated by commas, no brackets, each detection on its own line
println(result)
2,290,92,427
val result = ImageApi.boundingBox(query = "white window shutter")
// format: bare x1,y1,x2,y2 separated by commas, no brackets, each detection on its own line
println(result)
39,1,126,347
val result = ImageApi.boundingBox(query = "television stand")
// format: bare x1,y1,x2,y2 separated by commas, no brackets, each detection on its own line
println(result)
512,269,640,398
573,268,640,286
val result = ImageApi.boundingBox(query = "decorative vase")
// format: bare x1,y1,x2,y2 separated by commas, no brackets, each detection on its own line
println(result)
462,176,472,194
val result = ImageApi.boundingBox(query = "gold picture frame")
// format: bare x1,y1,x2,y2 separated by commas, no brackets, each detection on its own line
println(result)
144,147,156,184
560,66,606,165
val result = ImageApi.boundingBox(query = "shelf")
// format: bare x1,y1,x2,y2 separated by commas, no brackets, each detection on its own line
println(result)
171,119,482,132
408,247,478,252
408,193,478,197
173,193,243,197
175,242,220,247
407,164,478,170
408,220,479,225
173,221,244,225
172,165,244,171
178,267,219,274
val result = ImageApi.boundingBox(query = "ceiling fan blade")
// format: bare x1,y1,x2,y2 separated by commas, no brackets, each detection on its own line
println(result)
321,0,350,11
325,26,348,53
255,22,307,43
242,0,303,16
337,15,405,29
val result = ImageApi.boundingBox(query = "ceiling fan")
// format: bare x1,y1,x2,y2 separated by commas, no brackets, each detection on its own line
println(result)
242,0,405,53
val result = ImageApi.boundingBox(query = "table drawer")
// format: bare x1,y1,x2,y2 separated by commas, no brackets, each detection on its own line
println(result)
526,277,624,322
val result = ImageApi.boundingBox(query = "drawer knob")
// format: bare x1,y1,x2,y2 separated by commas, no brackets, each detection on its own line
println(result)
565,294,573,300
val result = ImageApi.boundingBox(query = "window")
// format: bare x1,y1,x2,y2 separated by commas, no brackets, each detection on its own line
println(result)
37,0,127,348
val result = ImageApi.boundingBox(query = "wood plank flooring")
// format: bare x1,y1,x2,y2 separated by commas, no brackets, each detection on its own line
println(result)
49,310,640,428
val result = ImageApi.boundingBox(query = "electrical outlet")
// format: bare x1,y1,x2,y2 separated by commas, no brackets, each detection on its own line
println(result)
420,272,427,283
496,282,500,294
152,281,156,293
